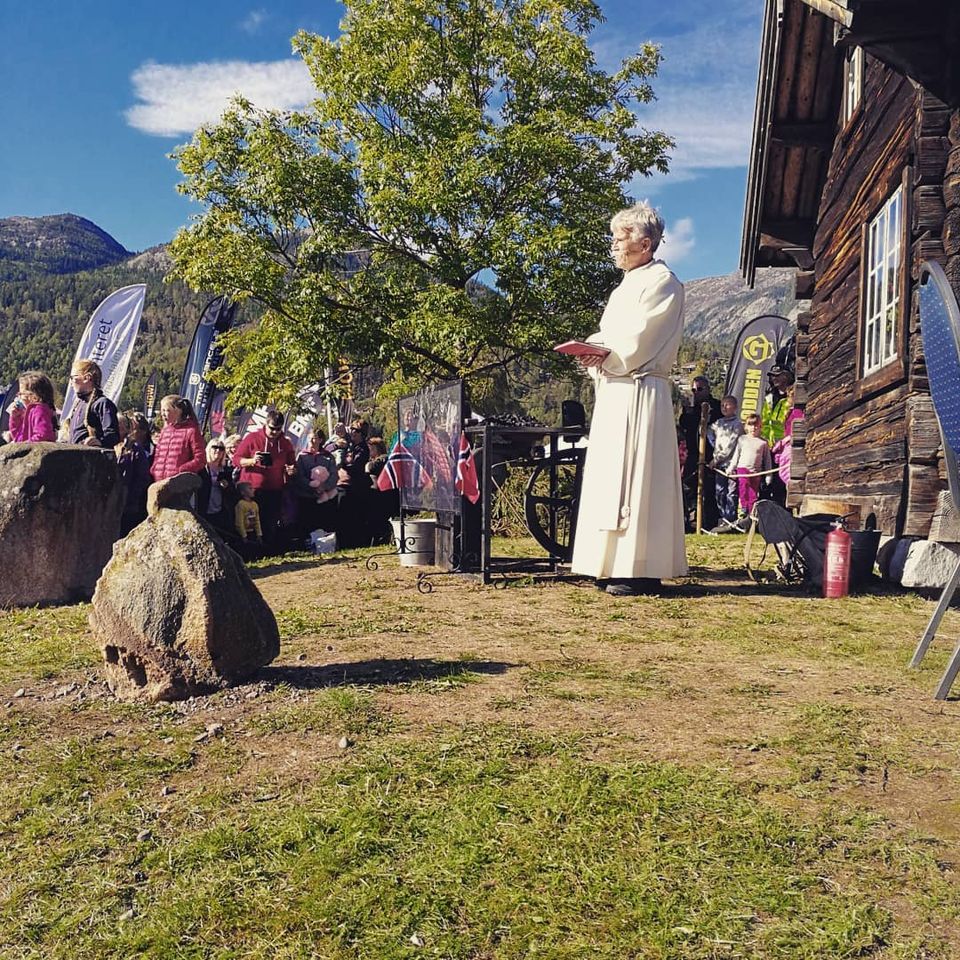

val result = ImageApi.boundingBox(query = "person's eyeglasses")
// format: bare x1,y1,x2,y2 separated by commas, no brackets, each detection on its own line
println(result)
211,445,225,451
266,426,282,434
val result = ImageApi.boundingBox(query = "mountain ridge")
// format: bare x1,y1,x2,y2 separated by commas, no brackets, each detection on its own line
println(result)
0,213,132,281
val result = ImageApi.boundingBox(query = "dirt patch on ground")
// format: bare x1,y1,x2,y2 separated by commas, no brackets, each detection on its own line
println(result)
9,547,958,865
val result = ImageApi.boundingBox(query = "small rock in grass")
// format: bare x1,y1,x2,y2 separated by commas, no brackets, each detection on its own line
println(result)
136,829,152,842
13,688,25,699
409,933,425,948
161,737,174,744
160,785,175,796
297,653,307,661
206,722,224,737
119,907,136,922
338,736,351,751
193,732,210,744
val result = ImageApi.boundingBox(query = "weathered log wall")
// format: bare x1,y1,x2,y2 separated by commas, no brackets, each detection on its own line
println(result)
799,56,951,534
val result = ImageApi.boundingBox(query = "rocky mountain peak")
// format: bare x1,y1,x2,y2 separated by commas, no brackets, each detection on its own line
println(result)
0,213,132,280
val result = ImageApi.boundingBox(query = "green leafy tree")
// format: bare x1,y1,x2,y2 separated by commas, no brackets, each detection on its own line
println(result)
169,0,672,409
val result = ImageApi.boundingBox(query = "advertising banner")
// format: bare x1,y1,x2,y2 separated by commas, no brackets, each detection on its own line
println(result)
61,284,147,420
724,314,792,420
209,390,227,438
284,382,326,452
142,371,159,421
179,297,237,430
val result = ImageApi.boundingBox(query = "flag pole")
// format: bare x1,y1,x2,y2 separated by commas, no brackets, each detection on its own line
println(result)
696,401,709,534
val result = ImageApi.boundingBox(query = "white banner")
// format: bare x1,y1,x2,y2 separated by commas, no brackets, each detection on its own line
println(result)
61,284,147,423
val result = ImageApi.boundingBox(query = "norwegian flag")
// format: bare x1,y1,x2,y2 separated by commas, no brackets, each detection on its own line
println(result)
454,433,480,504
376,441,433,492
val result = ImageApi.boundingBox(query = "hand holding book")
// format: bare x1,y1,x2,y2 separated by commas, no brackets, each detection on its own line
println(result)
553,340,610,360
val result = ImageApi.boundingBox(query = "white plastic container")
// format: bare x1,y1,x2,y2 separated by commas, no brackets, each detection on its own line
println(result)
309,530,337,555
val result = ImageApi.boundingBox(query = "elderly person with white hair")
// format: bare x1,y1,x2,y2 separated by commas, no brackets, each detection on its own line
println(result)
571,201,688,595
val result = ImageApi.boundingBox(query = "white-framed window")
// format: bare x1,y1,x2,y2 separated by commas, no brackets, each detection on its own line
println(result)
842,46,863,126
862,185,903,376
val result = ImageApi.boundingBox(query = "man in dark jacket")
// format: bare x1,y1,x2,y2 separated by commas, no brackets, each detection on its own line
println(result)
678,375,722,531
66,360,119,448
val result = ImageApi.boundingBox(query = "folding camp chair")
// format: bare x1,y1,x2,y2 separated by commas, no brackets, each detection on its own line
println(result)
909,261,960,699
745,500,834,585
746,500,880,589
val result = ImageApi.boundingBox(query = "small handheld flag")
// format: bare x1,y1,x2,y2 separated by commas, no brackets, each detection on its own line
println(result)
376,441,433,492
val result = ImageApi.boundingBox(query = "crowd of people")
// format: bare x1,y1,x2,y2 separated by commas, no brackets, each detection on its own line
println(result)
678,366,803,533
2,358,399,559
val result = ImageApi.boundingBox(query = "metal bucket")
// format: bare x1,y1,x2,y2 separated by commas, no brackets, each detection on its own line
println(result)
390,518,436,566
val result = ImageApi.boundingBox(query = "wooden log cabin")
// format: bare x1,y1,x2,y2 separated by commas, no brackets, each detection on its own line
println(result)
741,0,960,535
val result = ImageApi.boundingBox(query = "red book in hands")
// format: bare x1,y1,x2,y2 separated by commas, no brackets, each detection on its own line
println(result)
553,340,610,360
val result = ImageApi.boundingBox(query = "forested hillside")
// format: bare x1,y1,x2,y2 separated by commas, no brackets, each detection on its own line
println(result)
0,255,229,408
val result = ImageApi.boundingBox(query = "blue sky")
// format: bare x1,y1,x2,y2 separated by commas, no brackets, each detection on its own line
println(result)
0,0,764,281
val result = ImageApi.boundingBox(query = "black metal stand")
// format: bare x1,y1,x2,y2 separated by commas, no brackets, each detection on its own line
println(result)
364,511,416,570
464,422,587,585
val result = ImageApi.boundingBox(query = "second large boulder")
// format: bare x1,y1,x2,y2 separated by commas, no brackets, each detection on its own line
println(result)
0,443,124,606
90,505,279,701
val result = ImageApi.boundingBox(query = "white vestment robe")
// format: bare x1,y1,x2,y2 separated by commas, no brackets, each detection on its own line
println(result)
570,259,688,581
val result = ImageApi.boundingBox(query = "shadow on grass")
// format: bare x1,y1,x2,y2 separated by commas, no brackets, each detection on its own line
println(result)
247,554,363,578
259,657,515,689
674,569,907,600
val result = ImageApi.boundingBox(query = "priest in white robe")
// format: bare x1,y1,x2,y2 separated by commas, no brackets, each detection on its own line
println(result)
571,202,688,596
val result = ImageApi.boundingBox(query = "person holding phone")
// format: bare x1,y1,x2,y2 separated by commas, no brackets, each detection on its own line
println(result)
232,411,296,552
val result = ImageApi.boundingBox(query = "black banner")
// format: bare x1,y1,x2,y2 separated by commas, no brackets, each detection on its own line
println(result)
179,297,237,431
724,314,791,420
142,371,159,421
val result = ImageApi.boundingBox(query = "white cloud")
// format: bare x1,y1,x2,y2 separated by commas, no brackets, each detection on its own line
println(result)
125,59,315,137
239,9,269,35
658,217,696,265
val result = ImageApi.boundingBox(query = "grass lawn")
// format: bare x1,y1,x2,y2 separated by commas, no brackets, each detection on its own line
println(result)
0,535,958,958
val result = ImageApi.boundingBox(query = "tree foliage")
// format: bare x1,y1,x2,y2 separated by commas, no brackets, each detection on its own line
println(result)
169,0,672,409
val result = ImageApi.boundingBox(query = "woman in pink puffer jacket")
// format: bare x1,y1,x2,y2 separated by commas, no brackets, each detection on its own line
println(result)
150,395,206,481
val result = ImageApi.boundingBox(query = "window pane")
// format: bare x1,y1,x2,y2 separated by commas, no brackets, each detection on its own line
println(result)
862,185,903,374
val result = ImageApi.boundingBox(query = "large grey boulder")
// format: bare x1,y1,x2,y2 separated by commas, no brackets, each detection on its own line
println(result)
0,443,124,606
90,502,279,701
900,540,960,592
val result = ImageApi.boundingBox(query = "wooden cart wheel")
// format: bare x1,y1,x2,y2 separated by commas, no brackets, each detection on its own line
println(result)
522,450,585,561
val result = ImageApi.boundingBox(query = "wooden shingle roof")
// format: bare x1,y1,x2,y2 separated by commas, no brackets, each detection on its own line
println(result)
741,0,960,286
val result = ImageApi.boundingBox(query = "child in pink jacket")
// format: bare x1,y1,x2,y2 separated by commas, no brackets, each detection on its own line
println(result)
8,371,58,442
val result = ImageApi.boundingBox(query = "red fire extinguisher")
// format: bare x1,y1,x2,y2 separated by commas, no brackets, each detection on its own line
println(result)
823,519,852,598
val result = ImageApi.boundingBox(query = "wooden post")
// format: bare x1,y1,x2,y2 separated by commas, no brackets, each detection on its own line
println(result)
695,401,709,534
